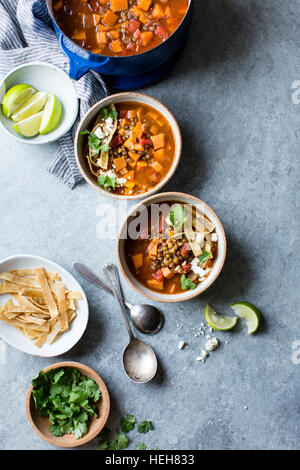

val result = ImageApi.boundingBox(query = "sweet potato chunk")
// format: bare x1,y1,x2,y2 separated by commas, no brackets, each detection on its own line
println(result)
138,0,152,12
73,30,87,41
151,133,165,150
152,160,164,174
148,240,159,256
133,121,143,139
114,156,127,172
132,253,143,269
103,10,118,26
111,0,128,12
152,3,164,18
93,14,101,26
147,279,164,291
110,39,123,52
97,31,108,44
161,267,174,279
140,31,154,46
153,148,166,163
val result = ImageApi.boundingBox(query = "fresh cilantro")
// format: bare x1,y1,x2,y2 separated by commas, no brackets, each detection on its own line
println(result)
138,420,153,434
97,174,117,190
169,204,186,230
198,251,212,263
120,414,136,433
109,431,129,450
101,107,118,120
180,274,196,290
136,442,147,450
80,130,108,154
98,441,109,450
31,367,101,439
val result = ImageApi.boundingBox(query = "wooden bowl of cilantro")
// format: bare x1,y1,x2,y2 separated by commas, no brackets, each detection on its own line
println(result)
26,362,110,447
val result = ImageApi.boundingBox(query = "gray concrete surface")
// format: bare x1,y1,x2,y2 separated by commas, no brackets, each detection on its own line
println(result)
0,0,299,450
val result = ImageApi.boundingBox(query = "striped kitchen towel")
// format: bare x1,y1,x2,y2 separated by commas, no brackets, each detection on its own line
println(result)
0,0,108,189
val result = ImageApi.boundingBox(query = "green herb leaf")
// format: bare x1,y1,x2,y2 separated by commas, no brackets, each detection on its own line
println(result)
120,414,136,433
101,107,118,120
180,274,196,290
80,130,108,154
169,204,186,230
97,174,117,190
98,441,109,450
136,442,147,450
198,251,212,263
138,420,153,434
109,431,129,450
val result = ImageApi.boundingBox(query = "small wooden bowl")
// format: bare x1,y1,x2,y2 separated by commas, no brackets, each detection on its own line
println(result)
117,192,227,303
75,92,182,200
26,361,110,448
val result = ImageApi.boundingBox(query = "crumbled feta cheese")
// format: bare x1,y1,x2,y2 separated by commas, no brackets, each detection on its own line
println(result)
211,233,218,242
209,327,214,333
178,341,186,350
201,349,209,358
244,406,248,411
205,338,219,351
98,170,126,187
94,127,105,139
196,233,205,245
206,334,212,339
196,356,205,363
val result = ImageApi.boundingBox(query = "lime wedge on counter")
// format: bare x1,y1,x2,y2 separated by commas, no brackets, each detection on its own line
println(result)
39,94,62,135
205,304,238,331
11,91,47,122
2,84,36,118
12,111,43,137
230,302,260,335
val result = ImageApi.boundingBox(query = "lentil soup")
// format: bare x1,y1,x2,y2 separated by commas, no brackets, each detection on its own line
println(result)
125,201,219,294
80,101,176,196
53,0,189,57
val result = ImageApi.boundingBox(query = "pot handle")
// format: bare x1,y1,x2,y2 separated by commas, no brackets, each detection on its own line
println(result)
59,34,110,80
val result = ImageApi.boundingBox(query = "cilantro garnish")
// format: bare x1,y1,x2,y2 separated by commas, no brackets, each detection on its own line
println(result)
198,251,212,263
80,130,108,154
136,442,147,450
120,414,136,433
138,420,153,434
169,204,186,230
180,274,196,290
31,368,101,439
97,174,117,190
101,107,118,120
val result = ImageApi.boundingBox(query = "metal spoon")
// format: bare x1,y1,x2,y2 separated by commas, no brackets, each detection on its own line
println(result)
103,263,157,383
73,262,164,335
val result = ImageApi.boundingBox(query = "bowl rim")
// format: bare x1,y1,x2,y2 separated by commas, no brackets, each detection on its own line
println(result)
116,191,227,302
74,92,182,200
48,0,192,60
0,253,89,357
0,61,78,145
26,361,110,448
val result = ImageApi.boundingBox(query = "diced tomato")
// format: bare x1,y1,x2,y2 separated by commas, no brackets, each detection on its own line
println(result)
151,171,160,184
128,19,141,33
181,263,191,274
153,270,164,282
109,134,123,148
139,137,152,146
180,243,190,258
155,24,169,40
134,28,141,39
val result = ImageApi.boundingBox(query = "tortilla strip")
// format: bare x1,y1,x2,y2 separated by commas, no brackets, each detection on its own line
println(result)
7,305,41,314
18,314,46,325
18,327,40,340
66,291,83,300
46,319,61,345
67,298,76,311
0,316,49,332
68,310,77,323
0,272,40,288
36,268,58,318
35,331,48,348
12,295,49,315
184,205,206,233
184,222,202,257
10,269,60,281
55,283,69,332
0,282,23,294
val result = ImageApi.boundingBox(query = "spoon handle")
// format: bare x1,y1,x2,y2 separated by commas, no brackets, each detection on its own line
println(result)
73,263,133,310
103,263,135,340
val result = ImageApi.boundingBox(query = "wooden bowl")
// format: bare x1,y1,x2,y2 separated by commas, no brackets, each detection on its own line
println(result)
116,192,227,303
26,361,110,448
74,92,182,200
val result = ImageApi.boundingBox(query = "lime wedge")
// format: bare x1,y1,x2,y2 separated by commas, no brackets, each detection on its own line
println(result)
12,111,43,138
2,84,36,118
39,94,62,135
205,304,238,331
230,302,260,335
11,91,47,122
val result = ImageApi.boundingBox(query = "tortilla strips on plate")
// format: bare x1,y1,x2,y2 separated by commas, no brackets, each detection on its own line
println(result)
10,269,60,281
12,294,48,315
0,282,23,294
46,319,62,345
36,268,59,318
54,283,69,332
0,272,40,288
0,315,50,332
66,291,83,300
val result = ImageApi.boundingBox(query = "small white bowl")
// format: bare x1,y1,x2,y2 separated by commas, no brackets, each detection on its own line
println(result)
0,254,89,357
0,62,78,144
75,92,182,200
117,192,227,303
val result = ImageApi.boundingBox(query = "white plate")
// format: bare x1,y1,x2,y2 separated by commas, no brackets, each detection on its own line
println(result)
0,62,78,144
0,254,89,357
